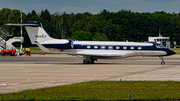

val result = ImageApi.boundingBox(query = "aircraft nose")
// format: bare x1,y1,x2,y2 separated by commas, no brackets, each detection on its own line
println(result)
166,49,176,56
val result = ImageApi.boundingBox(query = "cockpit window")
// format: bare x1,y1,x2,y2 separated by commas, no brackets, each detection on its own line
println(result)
155,45,165,48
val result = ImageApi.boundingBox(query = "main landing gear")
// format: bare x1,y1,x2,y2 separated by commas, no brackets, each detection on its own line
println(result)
83,57,97,64
159,56,165,65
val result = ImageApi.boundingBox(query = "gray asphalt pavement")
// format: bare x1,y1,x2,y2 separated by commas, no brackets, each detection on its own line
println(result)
0,54,179,94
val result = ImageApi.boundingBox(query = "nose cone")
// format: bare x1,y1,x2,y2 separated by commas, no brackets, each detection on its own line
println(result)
166,49,176,56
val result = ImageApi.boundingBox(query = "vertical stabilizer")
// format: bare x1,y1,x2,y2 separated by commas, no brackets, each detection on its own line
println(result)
25,26,53,45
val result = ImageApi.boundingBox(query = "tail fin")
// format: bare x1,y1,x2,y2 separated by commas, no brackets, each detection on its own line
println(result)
6,21,52,45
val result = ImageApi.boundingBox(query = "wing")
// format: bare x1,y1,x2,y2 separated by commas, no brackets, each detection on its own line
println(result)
61,50,134,58
66,52,123,57
61,50,124,58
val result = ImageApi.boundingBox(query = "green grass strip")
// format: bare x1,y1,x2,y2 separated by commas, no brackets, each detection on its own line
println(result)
170,48,180,55
1,81,180,100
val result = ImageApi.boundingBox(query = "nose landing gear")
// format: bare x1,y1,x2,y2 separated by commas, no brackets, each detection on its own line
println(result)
159,56,165,65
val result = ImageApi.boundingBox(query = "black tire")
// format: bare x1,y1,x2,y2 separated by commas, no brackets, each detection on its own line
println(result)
2,54,5,56
161,61,165,65
83,59,87,64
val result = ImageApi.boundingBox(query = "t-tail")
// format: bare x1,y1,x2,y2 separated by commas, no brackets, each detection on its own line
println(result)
6,21,75,52
6,21,52,45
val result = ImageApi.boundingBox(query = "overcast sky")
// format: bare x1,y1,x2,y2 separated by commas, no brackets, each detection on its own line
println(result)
1,0,180,14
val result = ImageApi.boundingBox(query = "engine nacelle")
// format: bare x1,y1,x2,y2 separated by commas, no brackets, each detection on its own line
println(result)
68,39,75,49
43,39,77,49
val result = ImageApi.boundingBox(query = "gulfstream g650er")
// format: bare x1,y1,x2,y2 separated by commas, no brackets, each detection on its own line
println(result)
6,21,176,64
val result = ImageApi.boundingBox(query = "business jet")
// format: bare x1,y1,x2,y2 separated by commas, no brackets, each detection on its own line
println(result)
6,21,176,64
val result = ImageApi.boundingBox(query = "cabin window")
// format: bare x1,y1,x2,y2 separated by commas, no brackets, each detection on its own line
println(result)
123,46,127,50
108,46,113,49
156,45,165,48
94,46,98,49
101,46,106,49
87,45,91,49
116,46,120,49
138,47,142,50
130,47,134,50
154,39,156,41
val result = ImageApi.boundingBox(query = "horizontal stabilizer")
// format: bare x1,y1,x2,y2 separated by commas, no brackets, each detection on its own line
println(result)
6,21,42,27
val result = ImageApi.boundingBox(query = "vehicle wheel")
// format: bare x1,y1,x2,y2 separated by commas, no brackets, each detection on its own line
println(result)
11,54,15,56
10,51,12,56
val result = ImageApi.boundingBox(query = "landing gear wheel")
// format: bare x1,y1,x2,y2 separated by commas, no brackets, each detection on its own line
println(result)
90,59,95,64
83,57,97,64
83,59,88,64
161,61,165,65
159,56,165,65
83,59,95,64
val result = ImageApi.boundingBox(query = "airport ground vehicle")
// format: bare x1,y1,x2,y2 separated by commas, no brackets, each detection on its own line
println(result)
1,49,16,56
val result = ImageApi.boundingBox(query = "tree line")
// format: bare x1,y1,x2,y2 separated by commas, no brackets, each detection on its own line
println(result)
0,8,180,47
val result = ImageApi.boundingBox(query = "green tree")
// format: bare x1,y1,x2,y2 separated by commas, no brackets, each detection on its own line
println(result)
1,8,180,45
70,30,93,41
26,10,38,21
40,9,51,22
30,16,56,38
93,32,109,41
